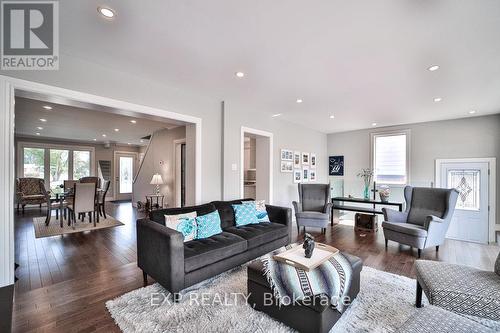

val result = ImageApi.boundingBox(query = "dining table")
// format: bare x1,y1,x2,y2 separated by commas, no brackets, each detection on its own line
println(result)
46,188,104,227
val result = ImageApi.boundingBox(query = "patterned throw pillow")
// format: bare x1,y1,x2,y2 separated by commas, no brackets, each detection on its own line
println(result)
164,212,197,242
233,203,259,226
243,200,270,223
195,211,223,239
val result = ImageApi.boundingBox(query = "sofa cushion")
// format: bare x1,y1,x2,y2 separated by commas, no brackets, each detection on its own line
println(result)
211,199,253,229
224,222,288,249
149,203,216,225
233,203,259,226
195,211,223,239
184,232,247,273
382,221,428,237
407,188,448,226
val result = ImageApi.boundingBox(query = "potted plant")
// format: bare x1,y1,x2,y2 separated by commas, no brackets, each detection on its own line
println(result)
357,168,374,200
379,185,390,202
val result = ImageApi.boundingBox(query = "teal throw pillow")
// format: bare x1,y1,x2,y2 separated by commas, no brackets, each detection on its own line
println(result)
242,200,270,223
233,203,259,226
195,211,223,239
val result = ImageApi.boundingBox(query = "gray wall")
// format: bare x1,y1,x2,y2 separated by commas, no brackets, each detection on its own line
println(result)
327,114,500,226
132,127,186,208
223,101,328,208
4,54,327,207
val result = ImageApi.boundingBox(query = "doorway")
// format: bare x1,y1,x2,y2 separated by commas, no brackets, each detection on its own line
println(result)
435,158,496,244
114,152,137,201
240,127,273,203
174,139,187,207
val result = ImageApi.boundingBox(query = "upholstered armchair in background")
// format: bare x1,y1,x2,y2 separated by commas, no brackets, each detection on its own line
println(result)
16,177,47,213
292,183,332,234
382,186,459,257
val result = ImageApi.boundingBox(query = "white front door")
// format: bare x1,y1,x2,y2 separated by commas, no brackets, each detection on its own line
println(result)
115,153,136,201
439,161,489,244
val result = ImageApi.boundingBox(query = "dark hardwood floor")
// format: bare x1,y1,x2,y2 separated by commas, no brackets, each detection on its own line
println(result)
12,202,500,332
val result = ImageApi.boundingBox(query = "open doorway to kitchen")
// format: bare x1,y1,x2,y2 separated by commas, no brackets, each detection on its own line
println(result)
240,127,273,203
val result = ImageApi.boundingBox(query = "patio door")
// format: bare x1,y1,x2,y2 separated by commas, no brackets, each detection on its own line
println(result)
114,152,136,201
438,160,490,244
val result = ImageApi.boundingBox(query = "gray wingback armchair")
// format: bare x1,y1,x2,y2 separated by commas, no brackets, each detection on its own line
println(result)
292,183,332,235
382,186,459,258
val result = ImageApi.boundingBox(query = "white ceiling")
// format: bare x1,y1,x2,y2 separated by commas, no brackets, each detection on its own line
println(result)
59,1,500,133
14,97,179,145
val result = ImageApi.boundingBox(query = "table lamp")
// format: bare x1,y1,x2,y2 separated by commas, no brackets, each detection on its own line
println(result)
150,173,164,195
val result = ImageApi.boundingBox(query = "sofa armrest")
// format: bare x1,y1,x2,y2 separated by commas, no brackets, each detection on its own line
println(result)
382,207,408,223
136,218,185,293
266,204,292,243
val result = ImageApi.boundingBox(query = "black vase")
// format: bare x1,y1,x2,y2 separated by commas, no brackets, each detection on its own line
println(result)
303,233,315,258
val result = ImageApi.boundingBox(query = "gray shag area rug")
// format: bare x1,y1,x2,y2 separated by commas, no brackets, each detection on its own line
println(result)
106,265,498,332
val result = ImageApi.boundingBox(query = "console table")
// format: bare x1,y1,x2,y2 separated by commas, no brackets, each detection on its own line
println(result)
331,196,403,226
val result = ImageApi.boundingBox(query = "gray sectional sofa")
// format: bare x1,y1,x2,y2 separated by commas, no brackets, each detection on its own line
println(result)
136,199,292,295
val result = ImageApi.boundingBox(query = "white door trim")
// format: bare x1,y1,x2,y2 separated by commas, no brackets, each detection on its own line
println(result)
173,138,186,207
0,75,202,287
435,157,496,243
240,126,273,204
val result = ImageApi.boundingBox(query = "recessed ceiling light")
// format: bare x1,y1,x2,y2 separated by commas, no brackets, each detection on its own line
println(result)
433,97,442,102
130,120,137,124
272,113,282,117
428,65,439,71
235,71,245,78
42,105,52,110
93,139,97,141
127,143,131,145
97,6,115,18
39,118,47,122
469,110,477,114
329,115,335,119
372,122,377,126
296,99,303,104
114,128,119,132
140,139,144,143
102,134,107,137
36,126,43,130
35,132,40,136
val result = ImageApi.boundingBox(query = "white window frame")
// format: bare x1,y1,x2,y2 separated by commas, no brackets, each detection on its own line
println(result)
370,129,411,186
17,141,96,189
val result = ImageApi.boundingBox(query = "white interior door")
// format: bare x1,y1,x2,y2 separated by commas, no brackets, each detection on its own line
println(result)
115,153,136,201
439,161,489,243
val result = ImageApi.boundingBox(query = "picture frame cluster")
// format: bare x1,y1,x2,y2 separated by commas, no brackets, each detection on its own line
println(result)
281,149,316,183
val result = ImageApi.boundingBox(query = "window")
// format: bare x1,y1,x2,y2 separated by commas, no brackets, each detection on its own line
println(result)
19,143,94,189
49,149,69,191
73,151,91,179
23,148,44,179
371,131,409,185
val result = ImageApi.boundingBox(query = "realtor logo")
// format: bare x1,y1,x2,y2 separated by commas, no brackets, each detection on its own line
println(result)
1,0,59,70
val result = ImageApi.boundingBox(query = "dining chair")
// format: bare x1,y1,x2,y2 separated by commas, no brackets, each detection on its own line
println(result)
97,180,111,219
79,176,101,188
67,183,98,228
63,179,79,191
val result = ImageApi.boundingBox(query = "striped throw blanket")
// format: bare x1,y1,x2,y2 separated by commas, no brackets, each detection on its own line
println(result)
260,244,353,313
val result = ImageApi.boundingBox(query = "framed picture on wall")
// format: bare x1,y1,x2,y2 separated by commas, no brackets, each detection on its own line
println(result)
310,153,316,168
302,152,310,165
281,149,293,161
302,166,309,182
329,155,344,176
310,169,316,181
294,151,301,167
293,169,302,183
280,161,293,173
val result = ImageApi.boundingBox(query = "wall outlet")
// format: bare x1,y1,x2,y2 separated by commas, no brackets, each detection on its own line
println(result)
231,163,238,171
